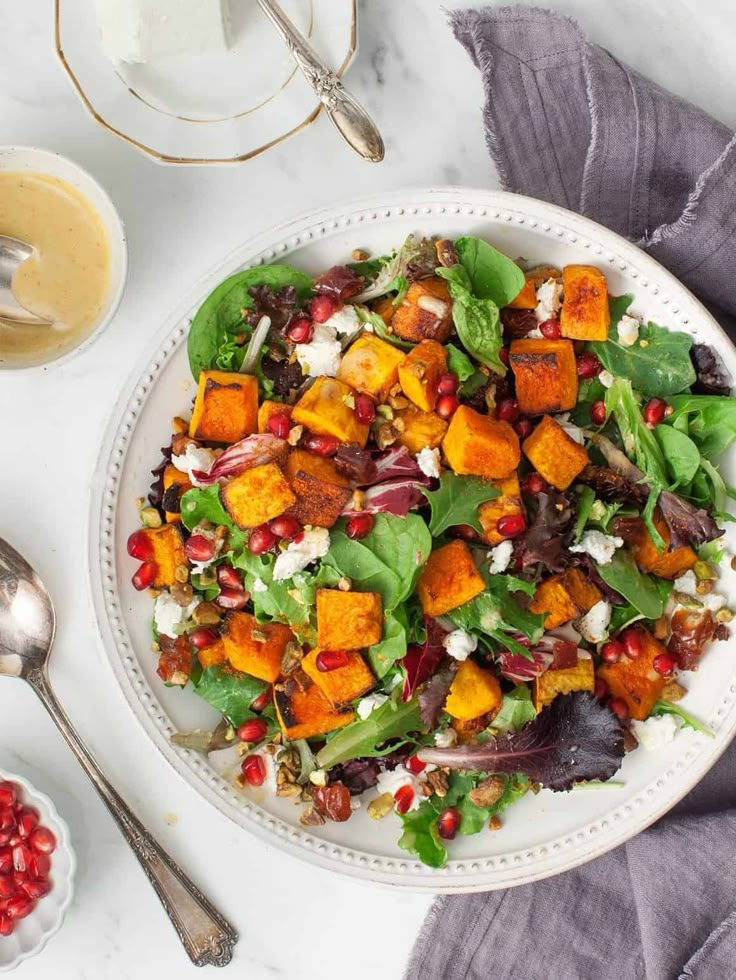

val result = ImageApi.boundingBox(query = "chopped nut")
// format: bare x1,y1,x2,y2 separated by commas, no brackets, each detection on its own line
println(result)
151,641,160,653
367,793,395,819
424,770,449,799
376,404,394,421
169,670,189,687
172,416,189,434
469,775,505,808
276,782,302,798
214,525,229,541
653,614,670,640
435,239,459,268
280,747,301,775
337,576,353,592
389,382,402,397
716,607,733,623
696,580,713,595
731,556,736,573
694,560,717,581
388,394,410,410
661,679,687,702
375,422,398,450
342,393,356,410
639,339,649,348
276,767,297,787
488,815,502,831
392,417,405,433
174,563,190,584
300,805,326,826
309,769,328,787
287,425,304,446
674,592,703,610
193,602,221,625
281,642,304,676
170,582,194,607
139,506,163,529
198,566,218,587
623,728,639,752
351,489,365,512
136,496,146,510
352,248,369,261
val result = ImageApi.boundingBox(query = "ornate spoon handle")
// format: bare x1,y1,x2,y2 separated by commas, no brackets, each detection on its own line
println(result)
256,0,384,162
28,667,237,967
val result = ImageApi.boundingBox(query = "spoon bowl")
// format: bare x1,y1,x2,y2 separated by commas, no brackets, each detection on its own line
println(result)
0,235,51,325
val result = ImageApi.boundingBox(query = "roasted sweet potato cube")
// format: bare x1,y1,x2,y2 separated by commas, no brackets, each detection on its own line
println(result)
373,297,396,324
506,276,537,309
529,568,602,629
316,589,383,650
532,656,595,712
274,681,354,740
560,265,610,341
478,474,524,545
451,711,496,742
189,370,258,443
391,277,453,343
221,612,294,683
509,338,578,416
220,462,296,529
197,639,228,670
139,524,186,587
282,449,352,527
622,513,697,580
257,400,292,433
445,660,503,720
442,405,520,479
336,335,405,404
398,340,448,412
162,464,192,523
283,448,349,487
523,415,589,490
302,648,375,708
292,376,370,447
597,627,667,720
395,404,448,453
417,540,485,617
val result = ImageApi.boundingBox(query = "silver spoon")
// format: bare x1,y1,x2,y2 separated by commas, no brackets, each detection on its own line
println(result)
0,236,50,325
256,0,384,162
0,536,237,967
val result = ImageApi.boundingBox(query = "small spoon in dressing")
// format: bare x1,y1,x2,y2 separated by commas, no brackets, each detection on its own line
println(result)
0,235,50,325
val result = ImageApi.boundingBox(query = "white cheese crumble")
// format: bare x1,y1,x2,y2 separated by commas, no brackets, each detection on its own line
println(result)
154,592,199,638
171,444,217,487
555,412,585,445
294,323,342,378
526,326,544,338
673,571,726,611
272,527,330,581
417,446,441,479
375,769,421,811
630,714,681,750
443,628,478,662
569,530,624,566
535,278,563,322
488,540,514,575
356,693,389,720
252,577,268,593
323,304,362,337
434,728,457,748
618,315,640,347
599,369,615,388
576,600,612,644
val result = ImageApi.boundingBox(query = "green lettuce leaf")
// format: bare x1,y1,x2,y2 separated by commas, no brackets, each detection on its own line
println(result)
315,694,424,769
192,666,267,727
398,801,447,868
420,472,499,536
492,685,537,732
650,699,714,736
594,550,668,620
667,394,736,459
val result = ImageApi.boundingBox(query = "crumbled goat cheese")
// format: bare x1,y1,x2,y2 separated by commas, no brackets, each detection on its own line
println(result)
252,577,268,593
535,278,563,322
417,446,441,479
434,728,457,748
526,326,544,338
323,304,362,337
569,530,624,565
295,323,342,378
489,540,514,575
631,714,681,750
599,369,615,388
154,592,199,638
618,315,640,347
356,693,389,720
443,628,478,662
576,600,612,644
272,527,330,581
555,412,585,444
376,769,421,811
171,444,217,487
673,571,726,611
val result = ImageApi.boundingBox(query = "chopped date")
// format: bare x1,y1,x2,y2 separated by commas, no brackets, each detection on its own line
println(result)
691,343,732,396
501,307,538,341
312,782,352,822
667,608,721,671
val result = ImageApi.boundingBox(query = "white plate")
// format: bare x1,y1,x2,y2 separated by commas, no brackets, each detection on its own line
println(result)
90,188,736,892
55,0,356,164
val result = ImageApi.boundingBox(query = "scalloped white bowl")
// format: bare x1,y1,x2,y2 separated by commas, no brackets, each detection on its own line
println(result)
0,770,75,972
90,188,736,892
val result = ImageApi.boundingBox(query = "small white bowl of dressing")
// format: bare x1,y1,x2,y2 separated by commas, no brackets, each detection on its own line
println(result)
0,146,127,370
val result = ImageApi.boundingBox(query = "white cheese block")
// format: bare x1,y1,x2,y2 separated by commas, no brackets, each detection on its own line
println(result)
96,0,231,64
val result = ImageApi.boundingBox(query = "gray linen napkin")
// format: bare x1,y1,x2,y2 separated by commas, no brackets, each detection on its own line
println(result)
406,8,736,980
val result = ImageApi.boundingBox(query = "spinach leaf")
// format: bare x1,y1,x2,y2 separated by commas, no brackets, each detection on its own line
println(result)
368,607,409,677
667,394,736,458
187,265,313,379
438,264,505,375
608,603,642,634
315,694,424,769
492,685,537,732
650,699,714,736
193,666,267,727
398,801,447,868
420,472,499,536
574,486,596,543
354,306,413,349
654,425,701,487
454,237,526,307
594,550,667,619
445,343,475,382
180,486,248,552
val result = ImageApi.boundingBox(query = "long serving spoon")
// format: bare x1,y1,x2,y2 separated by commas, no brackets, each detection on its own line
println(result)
0,236,50,325
0,537,237,967
256,0,385,162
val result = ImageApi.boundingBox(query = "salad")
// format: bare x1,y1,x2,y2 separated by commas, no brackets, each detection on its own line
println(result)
127,233,734,867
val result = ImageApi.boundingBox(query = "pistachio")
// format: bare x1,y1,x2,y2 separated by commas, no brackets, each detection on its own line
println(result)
337,576,353,592
367,793,395,819
388,394,410,410
352,248,369,261
488,815,502,831
169,670,189,686
308,769,328,787
252,629,268,642
174,563,190,584
300,805,326,826
139,506,163,529
694,560,717,581
661,679,687,702
193,602,221,625
342,393,356,410
276,782,302,798
469,775,506,808
376,404,394,421
674,592,703,609
716,607,733,623
170,582,194,607
198,566,218,587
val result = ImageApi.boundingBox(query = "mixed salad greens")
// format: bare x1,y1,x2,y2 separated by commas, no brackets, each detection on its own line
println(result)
127,233,735,867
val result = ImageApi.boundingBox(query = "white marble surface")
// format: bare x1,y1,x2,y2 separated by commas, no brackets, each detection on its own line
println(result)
0,1,732,977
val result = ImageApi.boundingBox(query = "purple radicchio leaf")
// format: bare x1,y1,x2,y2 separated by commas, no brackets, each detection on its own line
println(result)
402,618,448,702
191,433,287,485
371,445,423,482
334,444,378,484
343,475,432,518
418,691,625,791
418,669,454,729
497,645,553,683
691,344,732,396
513,490,573,573
312,265,364,301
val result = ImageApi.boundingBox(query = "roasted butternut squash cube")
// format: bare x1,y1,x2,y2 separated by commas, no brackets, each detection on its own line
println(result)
302,648,375,708
417,540,485,617
291,376,370,447
197,638,228,670
442,405,520,479
189,370,258,443
257,400,292,433
162,464,192,523
509,338,578,416
221,612,294,683
398,340,448,412
532,656,595,712
626,513,697,580
597,627,666,720
220,462,296,529
274,681,354,740
445,660,503,721
373,296,396,324
283,449,349,488
478,474,524,545
451,711,496,742
523,415,589,490
395,404,448,453
316,589,383,651
336,335,405,404
560,264,610,341
507,275,537,309
140,524,186,587
391,277,453,343
529,568,603,629
283,448,352,527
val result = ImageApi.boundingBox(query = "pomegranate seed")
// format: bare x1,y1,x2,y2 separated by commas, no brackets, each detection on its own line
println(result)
286,318,314,344
576,352,601,379
345,512,374,539
127,529,153,561
454,524,479,540
0,784,16,809
236,718,268,742
590,399,607,426
539,318,561,339
0,849,11,875
499,347,509,366
0,833,11,848
269,515,302,540
496,514,526,539
241,755,267,787
216,564,243,590
608,697,629,722
404,755,426,775
594,677,609,700
437,372,460,396
29,827,55,855
436,394,459,419
184,533,216,563
20,879,51,901
267,411,291,439
496,398,520,422
394,785,415,815
0,877,14,899
621,629,643,660
0,809,15,833
12,844,31,873
600,639,623,664
248,524,277,555
522,472,548,495
29,853,50,880
16,809,38,839
644,397,668,427
316,649,350,672
653,652,677,677
0,915,14,936
215,588,249,611
132,561,158,591
189,627,218,650
310,295,336,323
436,806,461,840
514,418,533,439
6,895,34,920
354,393,376,425
304,433,339,457
251,687,272,712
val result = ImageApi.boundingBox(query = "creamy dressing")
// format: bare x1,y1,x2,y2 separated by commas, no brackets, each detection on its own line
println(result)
0,172,110,365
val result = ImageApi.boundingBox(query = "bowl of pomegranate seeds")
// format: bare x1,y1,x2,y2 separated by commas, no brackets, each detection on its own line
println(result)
0,771,75,971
